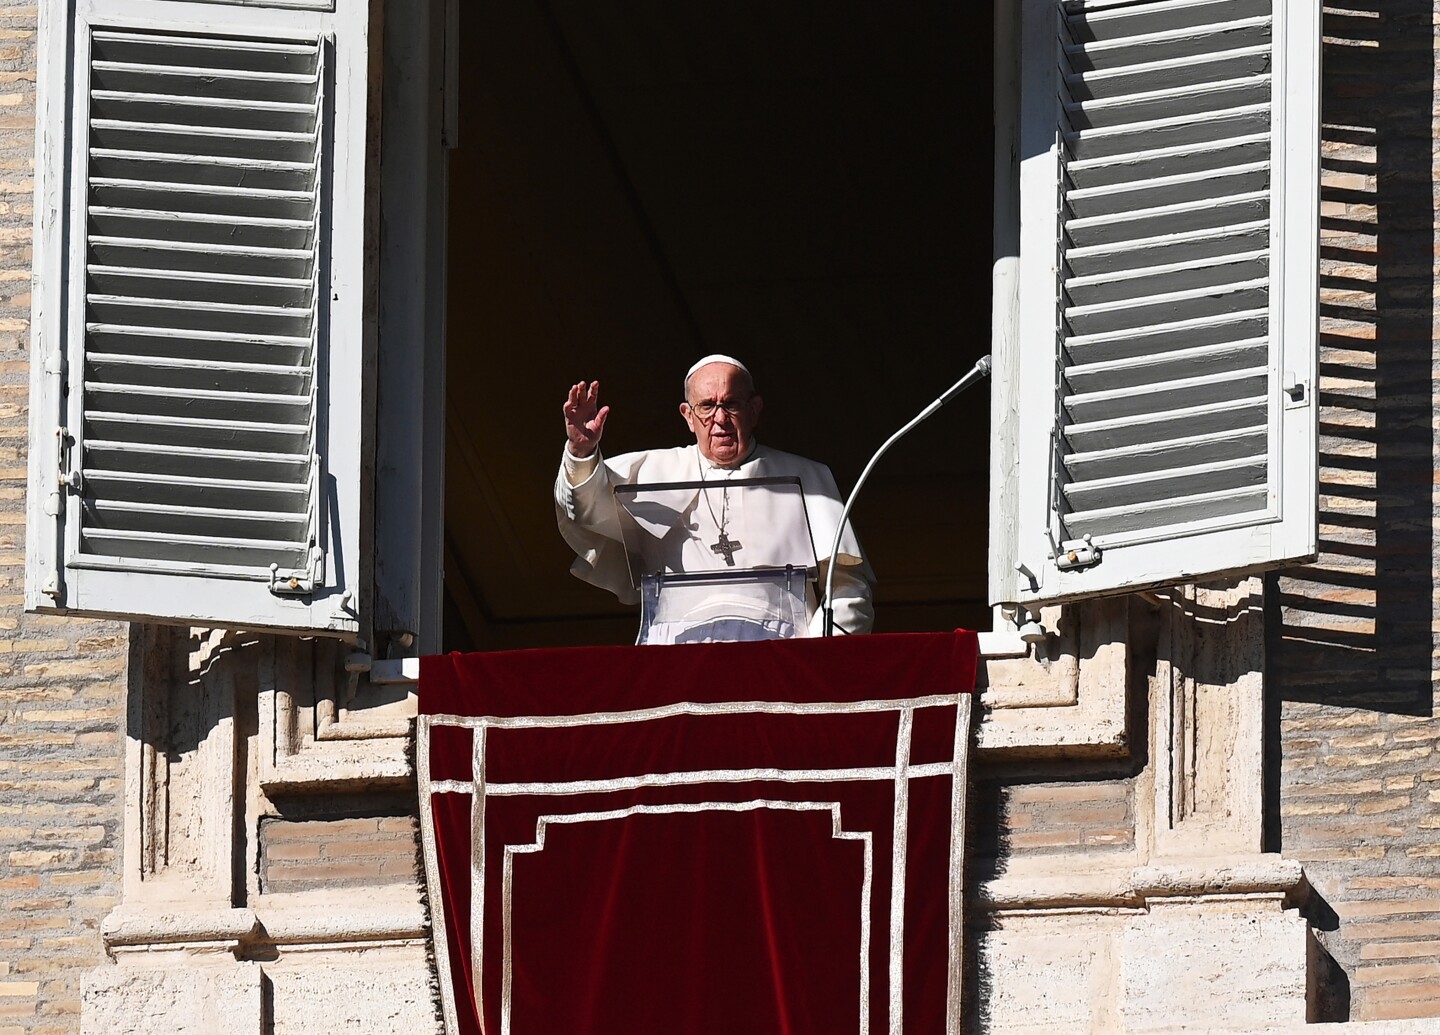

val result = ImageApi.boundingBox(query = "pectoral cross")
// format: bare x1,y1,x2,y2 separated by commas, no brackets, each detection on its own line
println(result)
711,531,742,567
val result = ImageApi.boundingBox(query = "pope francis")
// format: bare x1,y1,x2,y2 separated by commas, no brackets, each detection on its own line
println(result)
554,355,875,638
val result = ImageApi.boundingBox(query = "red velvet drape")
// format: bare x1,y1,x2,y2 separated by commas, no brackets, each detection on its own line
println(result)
419,631,978,1035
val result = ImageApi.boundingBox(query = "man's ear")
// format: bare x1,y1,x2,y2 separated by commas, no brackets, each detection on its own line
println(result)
679,401,696,433
749,394,764,423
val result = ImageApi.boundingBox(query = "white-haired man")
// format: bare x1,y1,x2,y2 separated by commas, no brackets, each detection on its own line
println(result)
555,355,875,638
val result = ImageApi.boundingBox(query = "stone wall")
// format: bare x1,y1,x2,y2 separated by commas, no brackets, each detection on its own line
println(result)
1271,0,1440,1023
0,7,129,1035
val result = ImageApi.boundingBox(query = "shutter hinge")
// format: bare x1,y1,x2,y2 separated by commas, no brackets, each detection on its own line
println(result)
48,426,76,517
1055,534,1102,572
43,419,71,603
56,428,80,489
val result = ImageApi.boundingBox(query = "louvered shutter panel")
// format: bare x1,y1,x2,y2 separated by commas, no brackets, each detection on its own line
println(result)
997,0,1318,607
27,1,368,634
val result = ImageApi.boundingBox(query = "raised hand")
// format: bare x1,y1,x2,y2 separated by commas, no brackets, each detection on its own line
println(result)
563,380,610,457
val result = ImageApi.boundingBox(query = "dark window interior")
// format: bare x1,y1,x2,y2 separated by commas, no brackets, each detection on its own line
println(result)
443,1,994,651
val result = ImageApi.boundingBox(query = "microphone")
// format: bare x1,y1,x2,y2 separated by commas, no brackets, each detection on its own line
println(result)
822,355,993,637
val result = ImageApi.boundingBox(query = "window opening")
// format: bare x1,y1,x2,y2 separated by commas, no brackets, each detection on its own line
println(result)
441,1,994,651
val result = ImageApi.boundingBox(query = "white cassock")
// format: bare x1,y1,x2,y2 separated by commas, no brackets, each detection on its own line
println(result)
555,442,875,638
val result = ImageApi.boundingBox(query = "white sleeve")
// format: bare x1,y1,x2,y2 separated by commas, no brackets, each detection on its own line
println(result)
556,447,622,542
810,560,875,636
799,458,875,635
554,448,642,604
561,445,600,486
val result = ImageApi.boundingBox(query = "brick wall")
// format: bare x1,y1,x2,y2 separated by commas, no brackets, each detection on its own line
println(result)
259,815,420,894
1271,0,1440,1023
973,776,1135,871
0,6,129,1034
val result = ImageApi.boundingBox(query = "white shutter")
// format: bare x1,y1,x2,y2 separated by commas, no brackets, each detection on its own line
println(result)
996,0,1318,607
26,0,368,634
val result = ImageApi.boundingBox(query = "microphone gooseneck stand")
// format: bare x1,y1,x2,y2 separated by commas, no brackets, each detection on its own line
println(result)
822,355,993,637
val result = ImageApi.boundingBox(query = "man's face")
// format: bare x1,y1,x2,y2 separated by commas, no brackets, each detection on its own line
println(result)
680,363,764,467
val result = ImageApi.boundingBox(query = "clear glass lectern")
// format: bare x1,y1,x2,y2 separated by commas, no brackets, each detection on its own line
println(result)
613,476,819,645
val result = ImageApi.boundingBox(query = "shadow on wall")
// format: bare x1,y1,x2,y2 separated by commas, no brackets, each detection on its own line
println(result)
1268,0,1436,717
1265,0,1438,1024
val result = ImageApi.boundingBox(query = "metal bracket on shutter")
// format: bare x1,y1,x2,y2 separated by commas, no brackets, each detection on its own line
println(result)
1055,534,1102,572
268,457,325,597
269,561,311,596
269,545,325,596
1282,370,1311,410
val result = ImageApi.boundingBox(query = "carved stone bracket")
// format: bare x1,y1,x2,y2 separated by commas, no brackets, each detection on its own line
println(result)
976,596,1131,756
259,635,416,791
126,625,251,905
1140,578,1266,860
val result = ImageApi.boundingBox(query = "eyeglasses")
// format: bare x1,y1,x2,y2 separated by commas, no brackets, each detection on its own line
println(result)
687,397,751,421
